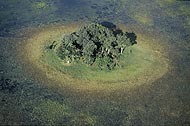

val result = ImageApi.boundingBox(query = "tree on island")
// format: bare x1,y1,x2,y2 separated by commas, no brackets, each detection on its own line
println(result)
50,23,137,70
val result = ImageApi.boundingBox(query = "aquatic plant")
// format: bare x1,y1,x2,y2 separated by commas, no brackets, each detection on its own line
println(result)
33,2,49,9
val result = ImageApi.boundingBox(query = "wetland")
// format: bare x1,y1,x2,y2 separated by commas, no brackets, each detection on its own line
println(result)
0,0,190,125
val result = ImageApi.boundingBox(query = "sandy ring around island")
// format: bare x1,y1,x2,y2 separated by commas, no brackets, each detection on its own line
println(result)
16,23,170,92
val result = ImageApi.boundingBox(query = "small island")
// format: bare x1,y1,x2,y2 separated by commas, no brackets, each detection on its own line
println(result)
49,23,137,70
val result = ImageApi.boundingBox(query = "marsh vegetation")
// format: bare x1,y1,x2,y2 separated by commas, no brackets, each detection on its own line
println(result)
0,0,190,126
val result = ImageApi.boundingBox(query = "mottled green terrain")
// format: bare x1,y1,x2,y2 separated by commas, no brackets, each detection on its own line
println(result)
0,0,190,126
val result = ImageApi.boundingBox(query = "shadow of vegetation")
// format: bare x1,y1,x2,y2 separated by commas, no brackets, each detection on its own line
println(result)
99,21,117,29
126,32,137,45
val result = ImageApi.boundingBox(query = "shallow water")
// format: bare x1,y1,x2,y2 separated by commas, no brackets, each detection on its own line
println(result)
0,0,190,125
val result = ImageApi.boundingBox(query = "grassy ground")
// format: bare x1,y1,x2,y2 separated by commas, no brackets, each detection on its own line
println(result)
42,30,167,82
16,23,169,92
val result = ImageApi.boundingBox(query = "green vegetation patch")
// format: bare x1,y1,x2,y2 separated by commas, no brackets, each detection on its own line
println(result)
132,14,153,26
156,0,176,7
30,100,96,126
33,2,49,9
41,24,160,82
49,23,137,70
31,100,70,125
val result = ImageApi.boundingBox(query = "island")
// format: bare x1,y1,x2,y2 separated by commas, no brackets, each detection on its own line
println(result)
49,23,137,70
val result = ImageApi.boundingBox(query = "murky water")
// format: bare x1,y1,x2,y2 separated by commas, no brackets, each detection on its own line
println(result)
0,0,190,125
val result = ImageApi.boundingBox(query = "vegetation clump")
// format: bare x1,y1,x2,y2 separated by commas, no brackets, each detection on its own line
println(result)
50,23,137,70
0,76,18,93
